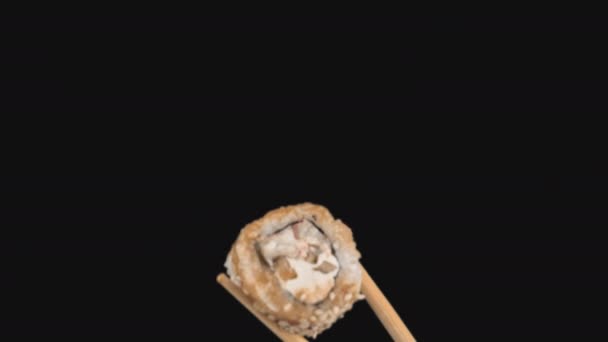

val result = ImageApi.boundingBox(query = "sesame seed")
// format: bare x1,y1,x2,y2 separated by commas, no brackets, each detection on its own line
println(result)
345,293,353,301
310,316,317,322
283,303,292,311
333,306,340,314
329,292,336,301
314,309,323,316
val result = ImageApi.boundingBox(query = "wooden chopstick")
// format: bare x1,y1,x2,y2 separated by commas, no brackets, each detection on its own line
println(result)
218,267,416,341
216,273,308,342
361,265,416,342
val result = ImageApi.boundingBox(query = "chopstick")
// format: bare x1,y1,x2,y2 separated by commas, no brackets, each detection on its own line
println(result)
217,266,416,341
361,265,416,342
216,274,308,342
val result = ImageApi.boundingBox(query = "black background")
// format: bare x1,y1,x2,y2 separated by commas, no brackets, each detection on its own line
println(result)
1,15,607,340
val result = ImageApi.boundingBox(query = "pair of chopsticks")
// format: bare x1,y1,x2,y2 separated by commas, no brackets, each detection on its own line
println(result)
217,265,416,341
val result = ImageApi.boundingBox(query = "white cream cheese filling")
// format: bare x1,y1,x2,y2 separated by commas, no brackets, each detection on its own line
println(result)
259,219,340,304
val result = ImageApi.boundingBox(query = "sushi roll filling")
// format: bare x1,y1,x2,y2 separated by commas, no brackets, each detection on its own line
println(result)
258,219,340,304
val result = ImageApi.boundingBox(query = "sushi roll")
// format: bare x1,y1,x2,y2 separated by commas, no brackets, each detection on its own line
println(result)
224,203,364,338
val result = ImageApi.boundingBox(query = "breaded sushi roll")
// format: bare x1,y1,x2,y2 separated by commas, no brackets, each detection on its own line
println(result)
224,203,364,338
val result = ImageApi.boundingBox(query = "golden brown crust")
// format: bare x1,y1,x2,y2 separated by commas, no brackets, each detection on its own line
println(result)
225,203,363,338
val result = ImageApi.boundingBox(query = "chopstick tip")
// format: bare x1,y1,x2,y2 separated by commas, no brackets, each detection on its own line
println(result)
216,273,226,284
